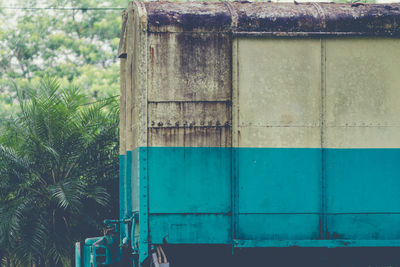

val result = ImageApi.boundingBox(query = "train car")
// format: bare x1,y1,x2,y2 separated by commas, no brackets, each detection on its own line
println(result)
76,1,400,266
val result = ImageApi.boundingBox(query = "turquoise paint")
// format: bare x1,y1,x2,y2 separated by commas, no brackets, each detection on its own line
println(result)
238,214,320,240
149,214,231,244
325,149,400,240
140,147,400,246
325,149,400,213
75,242,81,267
237,148,323,240
125,151,133,219
126,149,144,266
327,214,400,240
138,147,149,265
80,147,400,266
83,244,91,266
117,146,400,263
237,148,322,213
148,147,231,213
131,149,140,212
234,239,400,248
119,155,128,241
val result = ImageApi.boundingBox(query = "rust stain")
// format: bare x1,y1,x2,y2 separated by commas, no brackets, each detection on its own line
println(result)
149,45,155,76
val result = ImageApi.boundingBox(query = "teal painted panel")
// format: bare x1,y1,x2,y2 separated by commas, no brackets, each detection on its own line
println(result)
148,147,231,213
234,239,400,248
327,214,400,240
131,149,140,212
83,245,91,266
149,214,231,244
119,155,128,240
75,242,81,267
125,151,133,216
138,147,149,263
238,214,320,240
129,147,400,247
326,149,400,213
238,148,321,213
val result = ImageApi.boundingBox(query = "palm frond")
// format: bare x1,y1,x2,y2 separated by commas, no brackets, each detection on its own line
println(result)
85,185,110,207
49,180,85,212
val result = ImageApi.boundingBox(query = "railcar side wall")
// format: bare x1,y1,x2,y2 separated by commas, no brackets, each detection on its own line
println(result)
118,2,400,266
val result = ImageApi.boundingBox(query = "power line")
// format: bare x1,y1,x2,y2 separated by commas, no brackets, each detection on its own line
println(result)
0,7,124,11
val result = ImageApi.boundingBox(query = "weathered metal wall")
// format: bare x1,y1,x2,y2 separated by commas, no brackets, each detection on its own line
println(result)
233,38,322,242
324,39,400,240
119,2,150,262
116,2,400,265
147,32,231,147
232,37,400,246
147,28,233,245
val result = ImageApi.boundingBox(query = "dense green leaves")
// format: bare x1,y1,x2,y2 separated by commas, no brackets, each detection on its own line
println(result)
0,5,123,262
0,79,119,266
0,0,127,120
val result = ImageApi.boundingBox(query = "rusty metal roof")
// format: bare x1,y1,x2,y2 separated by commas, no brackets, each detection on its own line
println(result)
140,1,400,37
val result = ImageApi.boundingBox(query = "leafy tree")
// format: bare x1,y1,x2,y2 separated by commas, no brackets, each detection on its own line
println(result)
0,78,119,266
0,0,128,120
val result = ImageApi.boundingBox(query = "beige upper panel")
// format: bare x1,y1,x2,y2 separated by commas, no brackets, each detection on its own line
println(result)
148,33,231,102
325,39,400,148
147,32,232,147
124,9,134,151
326,39,400,126
120,58,126,154
123,2,148,150
236,39,322,148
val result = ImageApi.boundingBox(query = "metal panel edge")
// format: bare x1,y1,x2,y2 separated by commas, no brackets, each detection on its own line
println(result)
131,1,149,265
234,239,400,248
231,37,239,253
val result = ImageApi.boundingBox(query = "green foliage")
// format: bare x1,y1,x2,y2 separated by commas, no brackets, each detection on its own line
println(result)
0,0,128,120
0,78,119,266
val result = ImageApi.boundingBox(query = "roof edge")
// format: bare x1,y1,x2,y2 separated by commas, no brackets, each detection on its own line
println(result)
132,1,400,37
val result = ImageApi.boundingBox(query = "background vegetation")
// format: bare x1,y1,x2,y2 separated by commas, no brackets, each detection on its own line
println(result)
0,0,127,120
0,0,126,265
0,79,119,266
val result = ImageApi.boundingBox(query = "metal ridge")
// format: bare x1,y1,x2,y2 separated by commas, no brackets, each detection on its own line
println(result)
137,1,400,37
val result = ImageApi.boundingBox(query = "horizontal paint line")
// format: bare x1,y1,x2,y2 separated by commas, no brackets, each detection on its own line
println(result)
238,125,400,128
238,125,319,128
325,125,400,127
238,212,400,215
149,31,230,34
149,212,400,216
327,212,400,215
238,212,319,215
148,125,230,129
233,239,400,248
127,147,400,150
148,100,231,104
149,212,231,216
234,31,394,38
